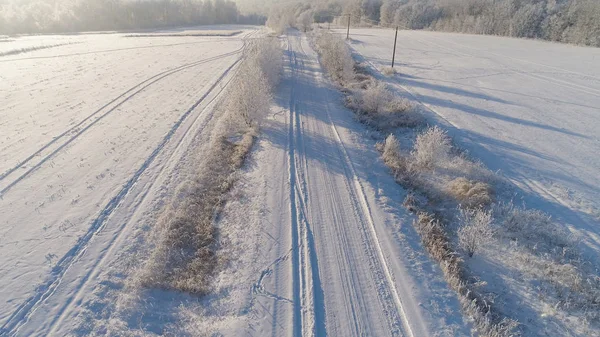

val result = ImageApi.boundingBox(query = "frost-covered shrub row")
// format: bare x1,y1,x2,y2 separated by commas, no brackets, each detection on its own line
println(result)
314,31,355,85
313,31,422,131
383,127,600,333
139,133,254,294
380,131,517,335
410,211,519,337
136,37,281,295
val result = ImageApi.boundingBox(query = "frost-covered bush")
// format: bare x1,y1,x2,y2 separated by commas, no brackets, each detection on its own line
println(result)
458,207,494,257
378,134,421,187
412,126,452,169
266,7,291,35
227,66,271,127
445,152,497,187
314,31,355,85
297,10,314,32
247,38,283,88
382,134,401,163
381,66,396,76
227,38,282,127
350,82,392,115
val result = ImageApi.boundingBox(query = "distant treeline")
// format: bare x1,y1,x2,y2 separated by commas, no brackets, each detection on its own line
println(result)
268,0,600,47
0,0,266,35
376,0,600,47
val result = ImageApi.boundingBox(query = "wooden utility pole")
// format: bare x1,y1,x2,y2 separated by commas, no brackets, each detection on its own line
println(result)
391,26,398,68
346,14,351,40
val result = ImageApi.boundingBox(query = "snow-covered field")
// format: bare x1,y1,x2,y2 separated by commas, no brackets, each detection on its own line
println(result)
3,23,599,336
0,26,256,335
337,28,600,258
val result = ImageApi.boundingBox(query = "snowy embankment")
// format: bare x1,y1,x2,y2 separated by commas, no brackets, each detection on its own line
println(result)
326,28,600,336
0,27,262,335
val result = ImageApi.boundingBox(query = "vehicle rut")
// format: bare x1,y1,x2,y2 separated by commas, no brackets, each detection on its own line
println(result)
298,33,416,336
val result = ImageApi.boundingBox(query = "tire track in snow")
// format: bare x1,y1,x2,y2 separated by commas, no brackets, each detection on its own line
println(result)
285,32,418,337
320,85,416,337
298,33,417,336
0,45,245,196
287,38,307,337
293,83,328,337
45,53,247,337
0,37,242,63
287,35,328,337
0,45,246,337
297,34,379,336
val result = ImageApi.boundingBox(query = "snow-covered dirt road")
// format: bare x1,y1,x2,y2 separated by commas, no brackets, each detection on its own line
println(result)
0,27,255,335
216,30,470,337
337,28,600,256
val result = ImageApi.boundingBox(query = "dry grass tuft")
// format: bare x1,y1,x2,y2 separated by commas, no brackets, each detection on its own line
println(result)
381,66,397,76
345,82,422,130
446,177,494,208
